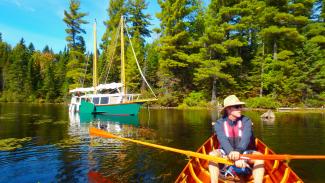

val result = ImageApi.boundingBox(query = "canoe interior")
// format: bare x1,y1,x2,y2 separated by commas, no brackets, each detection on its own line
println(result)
175,135,303,183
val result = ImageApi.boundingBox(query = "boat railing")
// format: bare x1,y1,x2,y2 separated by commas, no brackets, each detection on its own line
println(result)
78,93,156,105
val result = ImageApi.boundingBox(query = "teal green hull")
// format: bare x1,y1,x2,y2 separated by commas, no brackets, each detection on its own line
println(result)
76,113,139,126
79,101,142,115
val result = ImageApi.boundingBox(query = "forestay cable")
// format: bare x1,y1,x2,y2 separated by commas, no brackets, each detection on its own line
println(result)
124,22,157,98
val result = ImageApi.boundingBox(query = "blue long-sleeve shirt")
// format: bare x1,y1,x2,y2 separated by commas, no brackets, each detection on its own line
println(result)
214,115,255,154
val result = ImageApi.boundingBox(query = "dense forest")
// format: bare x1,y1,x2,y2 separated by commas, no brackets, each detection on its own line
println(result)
0,0,324,108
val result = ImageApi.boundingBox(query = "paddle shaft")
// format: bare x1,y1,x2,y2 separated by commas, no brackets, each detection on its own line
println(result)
89,127,234,165
241,154,325,160
89,128,325,162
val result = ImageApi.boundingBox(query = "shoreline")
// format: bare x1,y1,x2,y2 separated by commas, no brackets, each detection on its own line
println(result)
1,102,324,112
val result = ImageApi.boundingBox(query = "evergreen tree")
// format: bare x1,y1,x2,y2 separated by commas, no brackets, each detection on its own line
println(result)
255,0,308,102
5,38,29,101
144,41,159,88
63,0,88,90
63,0,88,52
125,0,152,92
156,0,202,106
28,43,35,54
0,33,11,91
193,0,247,103
0,34,11,67
42,45,51,53
99,0,125,84
125,31,142,92
126,0,151,42
299,18,325,104
56,49,70,101
43,61,56,102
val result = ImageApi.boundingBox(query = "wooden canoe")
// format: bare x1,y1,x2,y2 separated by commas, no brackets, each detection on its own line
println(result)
175,135,303,183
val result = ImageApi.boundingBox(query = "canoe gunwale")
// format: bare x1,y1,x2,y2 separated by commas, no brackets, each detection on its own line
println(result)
175,134,303,183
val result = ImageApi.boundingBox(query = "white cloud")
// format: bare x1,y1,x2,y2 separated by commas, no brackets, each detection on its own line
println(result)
2,0,36,12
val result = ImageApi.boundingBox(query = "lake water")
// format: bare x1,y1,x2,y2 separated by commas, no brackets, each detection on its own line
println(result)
0,103,324,182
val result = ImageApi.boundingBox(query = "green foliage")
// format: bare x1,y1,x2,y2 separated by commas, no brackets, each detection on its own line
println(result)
100,0,125,84
63,0,88,90
157,0,202,96
245,97,280,109
126,0,151,41
63,0,88,52
304,98,325,107
157,92,180,107
0,0,324,108
178,91,208,108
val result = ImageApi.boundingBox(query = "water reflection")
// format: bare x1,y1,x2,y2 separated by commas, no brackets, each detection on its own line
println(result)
68,112,140,140
1,104,324,183
88,170,113,183
261,117,275,125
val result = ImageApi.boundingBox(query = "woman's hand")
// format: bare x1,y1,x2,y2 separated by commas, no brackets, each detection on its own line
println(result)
235,160,249,168
228,151,240,160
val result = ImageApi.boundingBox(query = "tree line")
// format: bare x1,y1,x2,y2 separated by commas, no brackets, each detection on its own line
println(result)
0,0,324,108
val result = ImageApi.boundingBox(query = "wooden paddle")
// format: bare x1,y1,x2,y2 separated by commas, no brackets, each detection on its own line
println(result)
89,127,325,162
89,127,234,165
240,154,325,160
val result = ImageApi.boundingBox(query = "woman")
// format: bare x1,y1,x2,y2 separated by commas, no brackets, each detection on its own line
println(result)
209,95,264,183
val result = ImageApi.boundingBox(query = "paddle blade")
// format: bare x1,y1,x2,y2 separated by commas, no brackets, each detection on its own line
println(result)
89,127,117,138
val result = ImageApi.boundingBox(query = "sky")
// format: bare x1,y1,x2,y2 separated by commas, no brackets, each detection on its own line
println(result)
0,0,161,53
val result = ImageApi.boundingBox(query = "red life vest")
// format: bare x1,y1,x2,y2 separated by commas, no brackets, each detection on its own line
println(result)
222,120,243,150
223,120,243,138
221,119,256,152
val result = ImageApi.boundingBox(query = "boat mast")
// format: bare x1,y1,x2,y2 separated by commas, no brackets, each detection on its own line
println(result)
93,20,98,94
120,16,126,95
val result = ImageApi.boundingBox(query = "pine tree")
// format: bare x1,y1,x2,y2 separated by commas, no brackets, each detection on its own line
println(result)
298,13,325,104
125,0,152,92
0,34,11,67
144,41,159,88
156,0,202,106
28,43,35,54
193,0,247,103
63,0,88,52
0,33,11,91
63,0,88,90
5,38,29,101
43,61,56,102
126,0,151,42
55,49,69,101
255,0,309,103
99,0,125,84
125,31,142,92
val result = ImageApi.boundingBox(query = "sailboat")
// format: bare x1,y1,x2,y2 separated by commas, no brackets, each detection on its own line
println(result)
69,16,157,115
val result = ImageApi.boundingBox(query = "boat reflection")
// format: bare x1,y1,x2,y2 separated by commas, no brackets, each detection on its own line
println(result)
88,170,113,183
69,112,140,136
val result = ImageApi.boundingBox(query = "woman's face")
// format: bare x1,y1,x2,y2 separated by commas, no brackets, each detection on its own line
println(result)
226,105,243,120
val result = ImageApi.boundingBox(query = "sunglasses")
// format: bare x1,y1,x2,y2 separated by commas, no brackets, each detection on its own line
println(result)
232,105,243,109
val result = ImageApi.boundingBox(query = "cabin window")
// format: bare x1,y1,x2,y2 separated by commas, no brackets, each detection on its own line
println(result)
100,97,109,104
93,97,100,104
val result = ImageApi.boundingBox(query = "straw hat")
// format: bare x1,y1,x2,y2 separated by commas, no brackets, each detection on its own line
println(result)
221,95,245,112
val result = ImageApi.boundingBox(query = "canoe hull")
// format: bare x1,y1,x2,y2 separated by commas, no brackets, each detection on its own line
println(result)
175,135,303,183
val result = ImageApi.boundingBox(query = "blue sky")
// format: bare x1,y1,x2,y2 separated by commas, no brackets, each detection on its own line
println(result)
0,0,161,53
